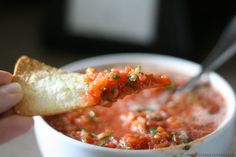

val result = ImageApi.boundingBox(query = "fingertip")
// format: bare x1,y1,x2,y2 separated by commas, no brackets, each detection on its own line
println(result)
0,82,23,113
0,115,34,144
12,115,34,128
0,93,23,113
8,115,34,131
0,82,22,94
16,116,34,131
9,92,24,104
0,71,13,85
23,116,34,126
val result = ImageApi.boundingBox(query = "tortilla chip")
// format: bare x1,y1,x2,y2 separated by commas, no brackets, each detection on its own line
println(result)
13,56,89,116
13,56,171,116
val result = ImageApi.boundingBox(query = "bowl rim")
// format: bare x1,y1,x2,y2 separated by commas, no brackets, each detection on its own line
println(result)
34,53,236,153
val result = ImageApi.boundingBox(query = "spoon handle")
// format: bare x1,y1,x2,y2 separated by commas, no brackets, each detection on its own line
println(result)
203,41,236,72
177,16,236,92
202,16,236,67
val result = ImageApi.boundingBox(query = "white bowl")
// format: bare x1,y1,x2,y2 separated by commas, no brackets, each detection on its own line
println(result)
34,53,236,157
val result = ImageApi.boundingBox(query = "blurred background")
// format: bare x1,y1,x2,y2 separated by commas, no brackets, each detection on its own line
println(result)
0,0,236,71
0,1,236,156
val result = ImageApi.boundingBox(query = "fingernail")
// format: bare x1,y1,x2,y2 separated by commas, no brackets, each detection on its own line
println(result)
0,83,22,94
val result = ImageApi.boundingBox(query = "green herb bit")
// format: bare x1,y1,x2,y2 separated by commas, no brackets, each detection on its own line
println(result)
106,132,113,137
110,87,114,94
64,85,77,91
166,83,176,91
154,132,161,139
128,65,142,82
97,132,113,140
72,77,78,83
70,85,77,91
98,140,106,146
64,87,71,91
81,129,96,138
80,129,88,142
134,65,142,75
182,141,189,144
84,83,89,93
183,144,191,150
182,141,191,150
90,132,97,138
129,73,138,82
59,77,65,82
104,69,110,73
146,108,155,112
149,128,157,134
111,73,120,80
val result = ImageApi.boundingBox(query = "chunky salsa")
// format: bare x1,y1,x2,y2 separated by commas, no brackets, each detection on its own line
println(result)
84,66,170,107
45,71,226,150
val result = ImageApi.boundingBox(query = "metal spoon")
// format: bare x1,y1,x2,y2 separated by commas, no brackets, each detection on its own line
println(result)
175,15,236,94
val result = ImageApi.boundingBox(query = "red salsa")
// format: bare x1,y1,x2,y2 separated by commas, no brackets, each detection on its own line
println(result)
83,66,170,106
45,71,226,150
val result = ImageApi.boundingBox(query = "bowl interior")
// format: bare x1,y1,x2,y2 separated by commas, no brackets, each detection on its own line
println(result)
38,53,236,152
63,53,235,133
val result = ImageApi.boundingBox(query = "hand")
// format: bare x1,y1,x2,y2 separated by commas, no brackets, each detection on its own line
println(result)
0,70,33,144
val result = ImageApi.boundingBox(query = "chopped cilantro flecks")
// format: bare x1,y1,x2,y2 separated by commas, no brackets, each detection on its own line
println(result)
129,73,138,82
64,85,77,91
149,128,157,134
183,144,191,150
64,87,71,91
98,140,106,146
182,141,191,150
84,83,89,92
97,132,113,140
97,132,113,146
104,69,110,73
81,129,97,138
166,83,176,91
134,65,142,75
111,73,120,80
182,141,189,144
110,87,115,94
106,132,113,138
146,108,155,112
129,65,142,82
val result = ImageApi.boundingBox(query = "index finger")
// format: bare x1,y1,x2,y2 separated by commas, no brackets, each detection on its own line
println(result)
0,70,12,85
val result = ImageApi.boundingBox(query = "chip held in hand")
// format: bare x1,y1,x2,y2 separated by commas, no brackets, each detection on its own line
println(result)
13,56,170,116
